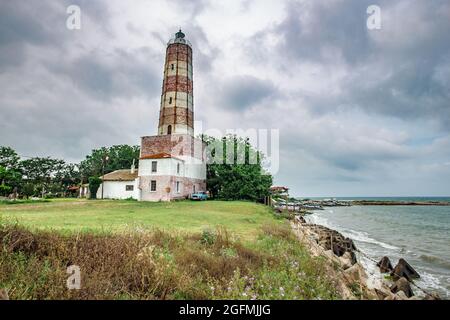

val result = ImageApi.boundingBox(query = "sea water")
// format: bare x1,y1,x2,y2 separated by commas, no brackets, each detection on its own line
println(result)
305,203,450,298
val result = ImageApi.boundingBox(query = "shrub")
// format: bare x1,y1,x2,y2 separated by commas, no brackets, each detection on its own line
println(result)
0,184,12,196
200,228,216,245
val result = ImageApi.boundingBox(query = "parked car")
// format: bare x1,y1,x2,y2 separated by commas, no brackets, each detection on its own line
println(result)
190,191,208,201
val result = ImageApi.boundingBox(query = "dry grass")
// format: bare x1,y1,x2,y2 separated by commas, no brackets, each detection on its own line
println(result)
0,222,340,300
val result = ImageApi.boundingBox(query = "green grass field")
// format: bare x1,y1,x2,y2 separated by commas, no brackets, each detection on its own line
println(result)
0,199,282,241
0,199,342,300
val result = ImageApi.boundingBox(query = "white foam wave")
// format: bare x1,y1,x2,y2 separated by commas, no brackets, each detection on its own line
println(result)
307,213,400,251
343,229,400,251
416,271,450,298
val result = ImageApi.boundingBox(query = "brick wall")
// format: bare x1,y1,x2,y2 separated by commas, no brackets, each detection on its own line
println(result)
140,134,205,160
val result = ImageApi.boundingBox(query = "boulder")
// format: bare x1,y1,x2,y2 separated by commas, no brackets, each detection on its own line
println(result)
390,277,414,298
377,256,393,273
375,287,393,300
395,290,409,300
320,241,331,251
423,293,441,300
340,251,357,269
344,264,365,285
296,216,306,224
0,288,9,300
391,258,420,281
339,256,352,270
332,242,346,257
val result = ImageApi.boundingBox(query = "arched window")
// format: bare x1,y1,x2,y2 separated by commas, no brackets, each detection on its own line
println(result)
169,97,172,104
167,125,172,135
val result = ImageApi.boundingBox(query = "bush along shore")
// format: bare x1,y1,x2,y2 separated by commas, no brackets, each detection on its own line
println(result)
0,222,340,300
291,215,441,300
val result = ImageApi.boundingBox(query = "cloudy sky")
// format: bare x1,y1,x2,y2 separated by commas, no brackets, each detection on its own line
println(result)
1,0,449,197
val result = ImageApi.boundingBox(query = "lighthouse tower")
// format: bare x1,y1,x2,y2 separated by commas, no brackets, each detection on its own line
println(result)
137,30,206,202
158,30,194,136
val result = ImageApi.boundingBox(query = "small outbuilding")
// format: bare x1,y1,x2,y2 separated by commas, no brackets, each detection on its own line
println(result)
97,169,139,200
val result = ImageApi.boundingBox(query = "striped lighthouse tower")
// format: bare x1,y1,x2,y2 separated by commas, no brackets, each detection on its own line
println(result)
138,30,206,202
158,30,194,136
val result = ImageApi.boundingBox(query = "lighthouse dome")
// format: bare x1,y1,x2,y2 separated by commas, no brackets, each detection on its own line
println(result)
167,29,192,48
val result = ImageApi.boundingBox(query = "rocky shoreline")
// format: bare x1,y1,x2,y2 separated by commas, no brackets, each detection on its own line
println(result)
273,199,450,214
291,216,441,300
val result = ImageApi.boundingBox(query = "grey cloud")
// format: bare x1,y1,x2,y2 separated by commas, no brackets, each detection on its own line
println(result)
244,0,450,130
221,75,277,111
46,47,161,100
0,0,449,196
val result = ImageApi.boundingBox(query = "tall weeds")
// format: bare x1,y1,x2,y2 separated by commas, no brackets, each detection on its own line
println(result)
0,223,339,300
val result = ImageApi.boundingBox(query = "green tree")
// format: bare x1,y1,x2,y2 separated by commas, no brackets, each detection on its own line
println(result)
0,146,20,169
0,165,21,196
88,176,102,199
21,183,36,199
79,145,140,179
20,157,67,197
203,135,273,201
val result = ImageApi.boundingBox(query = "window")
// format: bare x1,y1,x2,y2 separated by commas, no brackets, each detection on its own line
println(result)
169,97,172,104
151,161,157,173
193,185,196,193
126,185,134,191
176,181,180,193
177,163,180,174
171,64,174,70
167,125,172,135
150,180,157,192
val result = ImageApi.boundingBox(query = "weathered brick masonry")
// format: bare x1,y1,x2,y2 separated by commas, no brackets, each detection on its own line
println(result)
140,134,205,161
158,31,194,136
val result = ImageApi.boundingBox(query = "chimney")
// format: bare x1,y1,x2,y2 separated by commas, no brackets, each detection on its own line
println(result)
131,159,136,174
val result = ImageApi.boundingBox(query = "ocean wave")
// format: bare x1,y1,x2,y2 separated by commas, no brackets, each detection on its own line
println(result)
419,254,450,270
343,229,401,250
417,271,450,298
307,213,400,251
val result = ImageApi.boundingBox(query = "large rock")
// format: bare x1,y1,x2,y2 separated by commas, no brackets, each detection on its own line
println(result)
296,216,306,224
375,287,394,300
340,251,357,269
424,293,441,300
395,290,409,300
377,256,393,273
391,258,420,281
0,288,9,300
390,277,414,298
344,263,366,286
